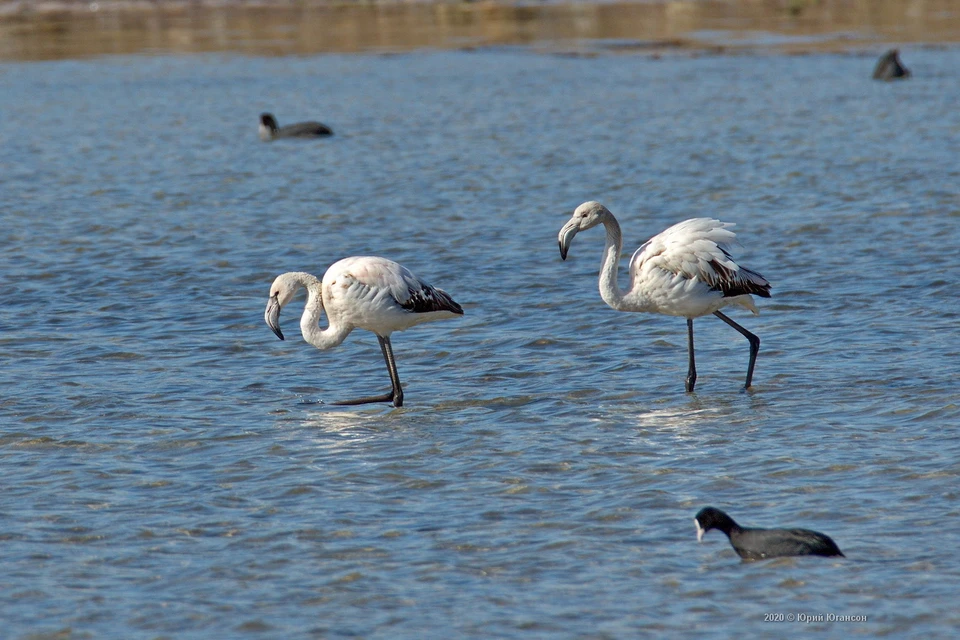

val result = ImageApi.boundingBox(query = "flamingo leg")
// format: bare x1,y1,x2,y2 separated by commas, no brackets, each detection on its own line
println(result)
379,336,404,407
330,335,404,408
713,310,760,389
686,318,697,393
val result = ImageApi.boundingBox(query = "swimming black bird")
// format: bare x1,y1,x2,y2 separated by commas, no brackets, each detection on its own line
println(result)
694,507,844,560
259,112,333,141
872,49,911,81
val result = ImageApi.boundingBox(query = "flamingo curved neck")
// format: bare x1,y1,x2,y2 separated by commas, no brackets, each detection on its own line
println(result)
598,215,627,310
291,272,352,350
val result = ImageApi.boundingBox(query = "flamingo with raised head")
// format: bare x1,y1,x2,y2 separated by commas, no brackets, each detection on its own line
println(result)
558,201,771,392
265,256,463,407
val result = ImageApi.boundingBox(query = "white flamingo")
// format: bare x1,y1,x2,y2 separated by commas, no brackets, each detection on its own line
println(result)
558,201,771,392
264,256,463,407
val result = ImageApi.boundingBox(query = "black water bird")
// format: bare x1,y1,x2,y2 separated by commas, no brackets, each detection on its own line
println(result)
259,112,333,140
694,507,844,560
872,49,911,81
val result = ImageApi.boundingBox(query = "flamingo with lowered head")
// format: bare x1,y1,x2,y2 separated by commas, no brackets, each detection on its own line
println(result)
265,256,463,407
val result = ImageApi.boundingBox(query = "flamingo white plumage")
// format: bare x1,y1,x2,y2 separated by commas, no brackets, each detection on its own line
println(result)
558,201,771,392
264,256,463,407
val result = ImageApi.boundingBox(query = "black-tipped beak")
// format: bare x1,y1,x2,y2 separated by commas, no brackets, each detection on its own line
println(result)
264,295,284,340
558,219,579,261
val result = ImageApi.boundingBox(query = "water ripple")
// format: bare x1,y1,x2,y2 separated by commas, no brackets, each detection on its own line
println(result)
1,48,959,638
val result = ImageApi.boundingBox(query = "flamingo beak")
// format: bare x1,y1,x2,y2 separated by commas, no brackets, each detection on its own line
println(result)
695,518,705,542
265,294,284,340
558,218,580,261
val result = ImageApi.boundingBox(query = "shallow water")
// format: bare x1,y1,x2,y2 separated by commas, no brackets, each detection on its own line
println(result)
1,46,959,638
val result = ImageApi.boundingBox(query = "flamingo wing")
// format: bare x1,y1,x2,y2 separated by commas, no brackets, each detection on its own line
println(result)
332,257,463,316
629,218,770,299
399,281,463,315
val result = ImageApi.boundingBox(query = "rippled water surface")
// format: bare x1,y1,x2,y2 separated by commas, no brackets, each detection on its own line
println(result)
2,47,959,638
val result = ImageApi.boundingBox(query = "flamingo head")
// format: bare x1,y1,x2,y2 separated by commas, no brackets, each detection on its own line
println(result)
558,201,611,260
264,273,302,340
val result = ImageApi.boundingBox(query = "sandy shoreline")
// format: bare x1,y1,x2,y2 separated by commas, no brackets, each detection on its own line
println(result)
3,1,487,16
0,1,397,14
2,0,958,61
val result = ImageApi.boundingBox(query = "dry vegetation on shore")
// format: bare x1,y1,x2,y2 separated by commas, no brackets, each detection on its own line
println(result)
2,0,957,61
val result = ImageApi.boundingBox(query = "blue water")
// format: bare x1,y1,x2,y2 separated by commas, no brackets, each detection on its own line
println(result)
1,48,959,638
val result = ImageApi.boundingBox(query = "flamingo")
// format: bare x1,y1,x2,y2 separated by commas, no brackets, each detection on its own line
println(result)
558,201,771,392
264,256,463,407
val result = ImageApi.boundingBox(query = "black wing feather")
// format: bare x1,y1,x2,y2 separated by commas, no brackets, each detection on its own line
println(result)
708,258,772,299
400,282,463,315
